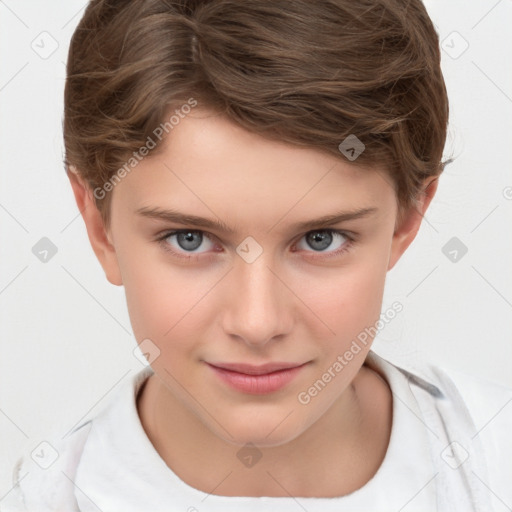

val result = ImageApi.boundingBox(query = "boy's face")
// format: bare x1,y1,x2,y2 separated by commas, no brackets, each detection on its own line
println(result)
71,108,435,448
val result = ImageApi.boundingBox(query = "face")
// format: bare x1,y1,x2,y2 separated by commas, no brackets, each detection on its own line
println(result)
93,108,417,448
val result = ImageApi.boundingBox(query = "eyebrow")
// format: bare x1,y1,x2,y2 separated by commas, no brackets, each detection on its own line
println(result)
135,206,378,234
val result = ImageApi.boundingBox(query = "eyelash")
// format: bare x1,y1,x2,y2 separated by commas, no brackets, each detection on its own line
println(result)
155,228,356,262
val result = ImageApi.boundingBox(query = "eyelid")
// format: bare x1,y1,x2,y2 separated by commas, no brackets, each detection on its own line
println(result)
155,227,354,245
299,227,357,240
156,226,356,241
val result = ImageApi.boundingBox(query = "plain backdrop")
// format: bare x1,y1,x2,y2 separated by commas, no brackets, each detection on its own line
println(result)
1,0,511,500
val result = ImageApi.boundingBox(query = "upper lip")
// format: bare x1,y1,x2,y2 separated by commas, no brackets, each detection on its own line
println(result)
207,361,308,375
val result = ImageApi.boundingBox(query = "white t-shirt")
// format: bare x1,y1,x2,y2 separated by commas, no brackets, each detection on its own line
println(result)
2,350,511,512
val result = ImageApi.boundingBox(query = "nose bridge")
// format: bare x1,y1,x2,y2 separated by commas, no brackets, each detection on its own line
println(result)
222,250,291,346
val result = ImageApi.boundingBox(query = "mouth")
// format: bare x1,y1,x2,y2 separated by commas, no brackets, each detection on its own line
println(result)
205,361,311,394
207,361,308,375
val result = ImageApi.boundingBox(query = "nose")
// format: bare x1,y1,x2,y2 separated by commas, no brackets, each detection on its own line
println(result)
221,253,294,348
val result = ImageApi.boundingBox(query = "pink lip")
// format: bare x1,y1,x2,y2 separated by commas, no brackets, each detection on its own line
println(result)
206,361,309,394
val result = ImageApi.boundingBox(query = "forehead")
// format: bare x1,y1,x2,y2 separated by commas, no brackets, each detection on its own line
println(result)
111,108,397,228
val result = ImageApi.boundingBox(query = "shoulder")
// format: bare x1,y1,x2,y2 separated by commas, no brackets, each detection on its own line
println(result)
434,363,512,427
1,421,93,512
2,366,153,512
372,351,512,507
369,350,512,429
429,362,512,505
430,362,512,465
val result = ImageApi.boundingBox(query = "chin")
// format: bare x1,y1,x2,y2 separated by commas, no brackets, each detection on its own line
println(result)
212,415,307,449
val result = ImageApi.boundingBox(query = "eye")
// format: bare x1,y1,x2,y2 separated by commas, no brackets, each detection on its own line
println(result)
155,228,355,262
294,229,354,258
156,230,217,260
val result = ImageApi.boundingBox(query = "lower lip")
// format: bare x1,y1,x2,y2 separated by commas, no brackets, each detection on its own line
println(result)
206,363,308,395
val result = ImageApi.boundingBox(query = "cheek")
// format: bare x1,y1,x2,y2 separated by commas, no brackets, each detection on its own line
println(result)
295,259,387,343
121,252,217,344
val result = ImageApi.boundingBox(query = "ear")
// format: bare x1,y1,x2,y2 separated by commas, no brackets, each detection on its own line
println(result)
67,167,123,286
387,177,439,271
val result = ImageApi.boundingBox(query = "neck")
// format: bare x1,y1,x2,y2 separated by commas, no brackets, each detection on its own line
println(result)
137,364,392,498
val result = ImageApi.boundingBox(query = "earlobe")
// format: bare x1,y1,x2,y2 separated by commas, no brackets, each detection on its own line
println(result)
67,167,123,286
387,177,439,271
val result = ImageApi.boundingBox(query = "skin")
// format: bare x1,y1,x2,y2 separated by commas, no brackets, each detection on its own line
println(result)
68,107,437,498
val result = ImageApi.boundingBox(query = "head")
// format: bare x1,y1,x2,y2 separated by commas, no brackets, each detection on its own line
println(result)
64,0,449,447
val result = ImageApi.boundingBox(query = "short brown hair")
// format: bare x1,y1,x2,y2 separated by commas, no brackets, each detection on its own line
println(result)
63,0,450,230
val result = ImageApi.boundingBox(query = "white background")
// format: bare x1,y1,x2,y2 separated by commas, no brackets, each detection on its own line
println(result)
1,0,511,501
